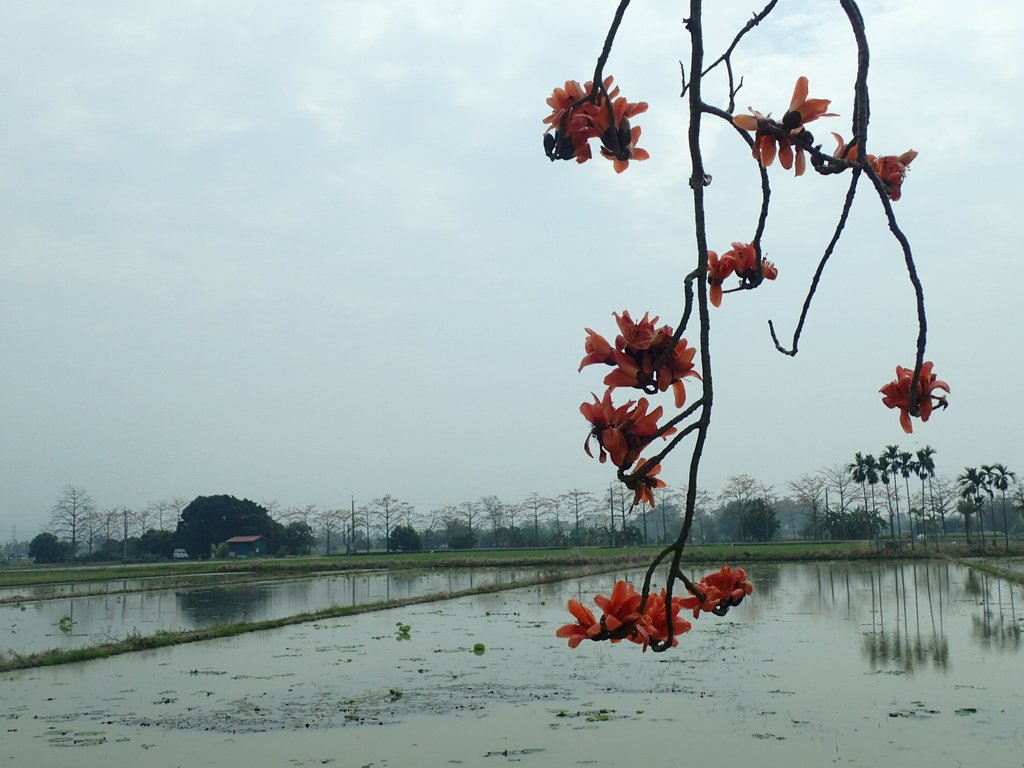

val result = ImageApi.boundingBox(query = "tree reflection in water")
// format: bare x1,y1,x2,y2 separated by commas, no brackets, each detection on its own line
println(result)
862,563,951,673
970,571,1022,652
177,584,273,626
858,561,1023,673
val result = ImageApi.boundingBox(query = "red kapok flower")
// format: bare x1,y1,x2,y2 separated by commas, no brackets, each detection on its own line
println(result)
638,589,692,650
555,599,602,648
681,565,754,618
733,109,791,170
833,135,918,200
722,241,778,286
831,132,859,162
543,79,596,164
596,95,650,173
623,458,666,507
581,391,674,469
879,361,950,433
543,77,648,171
594,579,643,633
613,310,658,350
578,328,614,372
733,77,836,176
707,250,736,308
658,338,700,409
580,390,633,466
592,311,701,407
782,76,837,133
869,150,918,201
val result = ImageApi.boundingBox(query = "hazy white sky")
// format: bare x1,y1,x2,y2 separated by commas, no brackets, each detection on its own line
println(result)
2,0,1021,538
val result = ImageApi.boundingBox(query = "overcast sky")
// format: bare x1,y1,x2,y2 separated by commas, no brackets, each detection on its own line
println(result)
2,0,1021,539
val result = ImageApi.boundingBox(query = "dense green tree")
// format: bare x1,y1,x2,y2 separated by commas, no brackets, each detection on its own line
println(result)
450,530,477,550
281,521,315,555
388,525,422,552
740,499,780,542
175,495,283,558
139,528,177,559
28,532,69,563
844,506,887,539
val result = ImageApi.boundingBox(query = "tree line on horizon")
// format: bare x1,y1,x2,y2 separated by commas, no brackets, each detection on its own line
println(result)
12,446,1023,564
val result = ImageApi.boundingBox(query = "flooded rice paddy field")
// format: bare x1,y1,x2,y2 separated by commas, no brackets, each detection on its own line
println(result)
2,560,1022,767
0,570,261,603
1,568,534,655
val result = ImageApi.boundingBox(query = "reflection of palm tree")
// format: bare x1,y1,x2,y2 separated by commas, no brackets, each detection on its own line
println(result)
957,467,987,546
984,464,1017,552
916,446,938,539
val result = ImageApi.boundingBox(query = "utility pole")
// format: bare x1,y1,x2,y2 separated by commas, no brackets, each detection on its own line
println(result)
122,507,130,561
608,485,616,547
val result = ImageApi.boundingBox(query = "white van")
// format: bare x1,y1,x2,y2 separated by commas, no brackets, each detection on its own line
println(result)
172,548,189,560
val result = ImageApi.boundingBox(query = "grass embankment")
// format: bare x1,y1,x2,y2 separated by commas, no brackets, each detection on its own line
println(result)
0,565,615,673
0,541,877,591
946,556,1024,586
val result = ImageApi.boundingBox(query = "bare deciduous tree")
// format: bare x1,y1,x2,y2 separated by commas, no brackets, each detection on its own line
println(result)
49,485,95,556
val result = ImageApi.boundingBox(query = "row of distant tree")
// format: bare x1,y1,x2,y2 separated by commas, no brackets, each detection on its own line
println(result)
19,445,1024,563
832,446,1018,549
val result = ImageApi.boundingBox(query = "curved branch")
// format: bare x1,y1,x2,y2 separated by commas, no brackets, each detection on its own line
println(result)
769,169,861,355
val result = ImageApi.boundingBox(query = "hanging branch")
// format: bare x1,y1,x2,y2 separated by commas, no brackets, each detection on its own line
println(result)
548,0,942,654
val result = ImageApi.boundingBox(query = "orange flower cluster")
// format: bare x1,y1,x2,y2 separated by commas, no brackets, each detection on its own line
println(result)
706,242,779,307
679,565,754,618
833,134,918,201
579,311,701,506
879,361,950,433
733,76,836,176
556,568,753,651
580,311,700,408
623,457,665,507
581,390,673,469
543,76,649,173
555,580,691,651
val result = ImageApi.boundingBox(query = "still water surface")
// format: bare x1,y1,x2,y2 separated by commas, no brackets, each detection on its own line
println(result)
1,568,536,655
2,560,1022,767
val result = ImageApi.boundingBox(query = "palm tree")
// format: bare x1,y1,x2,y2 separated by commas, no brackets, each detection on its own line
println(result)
881,445,904,547
847,453,871,513
916,446,938,539
984,464,1017,552
868,456,884,536
865,454,881,530
878,452,894,545
957,467,988,547
900,450,919,549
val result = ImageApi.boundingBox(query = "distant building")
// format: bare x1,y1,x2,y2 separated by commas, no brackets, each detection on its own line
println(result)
224,535,267,558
